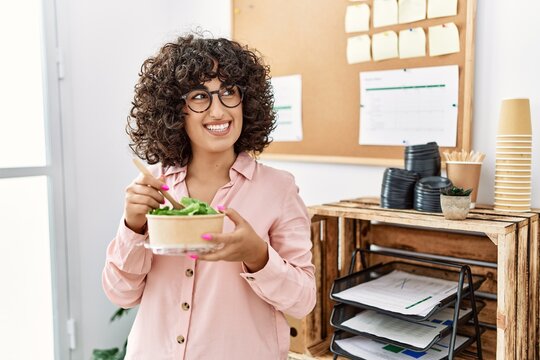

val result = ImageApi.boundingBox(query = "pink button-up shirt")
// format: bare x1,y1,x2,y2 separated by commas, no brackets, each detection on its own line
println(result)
102,152,316,359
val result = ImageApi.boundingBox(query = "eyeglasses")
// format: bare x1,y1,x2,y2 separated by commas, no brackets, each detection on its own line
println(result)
181,85,244,113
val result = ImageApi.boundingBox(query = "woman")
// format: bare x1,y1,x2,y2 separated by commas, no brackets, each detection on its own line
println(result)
102,34,316,359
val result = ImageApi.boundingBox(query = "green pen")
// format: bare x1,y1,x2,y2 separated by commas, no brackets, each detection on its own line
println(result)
405,295,433,309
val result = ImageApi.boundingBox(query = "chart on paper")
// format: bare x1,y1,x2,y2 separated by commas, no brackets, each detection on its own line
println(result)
359,65,458,147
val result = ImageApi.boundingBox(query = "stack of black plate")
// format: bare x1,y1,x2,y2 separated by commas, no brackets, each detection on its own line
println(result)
414,176,452,212
404,142,441,178
380,168,420,209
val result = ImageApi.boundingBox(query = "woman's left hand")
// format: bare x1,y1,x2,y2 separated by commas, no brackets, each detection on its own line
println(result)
197,207,269,272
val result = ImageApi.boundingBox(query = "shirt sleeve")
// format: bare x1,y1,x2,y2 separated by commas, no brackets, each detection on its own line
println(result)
239,181,316,319
102,218,153,308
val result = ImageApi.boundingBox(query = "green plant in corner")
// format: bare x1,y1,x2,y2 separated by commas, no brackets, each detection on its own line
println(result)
92,308,130,360
440,186,472,196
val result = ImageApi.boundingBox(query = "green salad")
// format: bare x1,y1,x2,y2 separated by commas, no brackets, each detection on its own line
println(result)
149,197,218,216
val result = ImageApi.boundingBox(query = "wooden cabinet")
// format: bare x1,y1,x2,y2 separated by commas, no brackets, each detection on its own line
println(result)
289,198,538,360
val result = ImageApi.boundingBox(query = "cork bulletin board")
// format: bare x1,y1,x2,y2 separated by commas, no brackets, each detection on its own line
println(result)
232,0,477,166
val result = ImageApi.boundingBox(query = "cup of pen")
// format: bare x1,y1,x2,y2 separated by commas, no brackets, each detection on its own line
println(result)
444,150,485,209
445,162,482,209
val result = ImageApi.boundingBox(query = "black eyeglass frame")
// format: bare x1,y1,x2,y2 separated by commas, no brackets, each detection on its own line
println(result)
181,85,245,113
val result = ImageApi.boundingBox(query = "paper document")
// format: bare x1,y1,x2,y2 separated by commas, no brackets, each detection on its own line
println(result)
429,22,460,56
358,65,459,146
373,0,398,28
372,31,398,61
333,270,462,316
347,35,372,64
428,0,458,18
335,333,468,360
398,0,426,24
345,4,371,33
341,307,472,349
270,75,303,142
399,27,426,59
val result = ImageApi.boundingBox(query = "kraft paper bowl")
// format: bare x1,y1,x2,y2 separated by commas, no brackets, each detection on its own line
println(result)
146,213,225,250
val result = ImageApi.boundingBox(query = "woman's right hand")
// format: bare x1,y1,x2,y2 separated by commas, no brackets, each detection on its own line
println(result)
124,174,167,234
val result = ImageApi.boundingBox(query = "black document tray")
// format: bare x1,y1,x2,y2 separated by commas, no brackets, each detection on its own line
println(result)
330,261,485,322
330,328,480,360
330,300,485,352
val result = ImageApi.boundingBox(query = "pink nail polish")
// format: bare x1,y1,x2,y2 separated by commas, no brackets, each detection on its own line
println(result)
189,254,198,260
201,233,212,240
217,205,226,212
161,184,169,191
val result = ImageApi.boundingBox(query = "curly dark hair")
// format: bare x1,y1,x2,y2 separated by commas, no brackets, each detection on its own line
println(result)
126,34,276,167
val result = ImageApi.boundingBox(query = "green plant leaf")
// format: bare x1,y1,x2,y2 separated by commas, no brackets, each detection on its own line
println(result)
92,348,120,360
148,197,218,215
440,186,473,196
110,307,130,322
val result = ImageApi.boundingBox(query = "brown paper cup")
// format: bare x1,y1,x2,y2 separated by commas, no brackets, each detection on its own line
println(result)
445,161,482,206
495,182,532,190
495,175,532,182
495,159,532,166
498,98,532,135
495,170,532,176
496,134,532,140
495,146,532,153
494,204,532,212
495,188,531,195
496,141,532,147
494,194,531,202
495,153,532,159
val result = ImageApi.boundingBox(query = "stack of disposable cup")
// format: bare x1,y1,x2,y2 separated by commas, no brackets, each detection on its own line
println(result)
494,98,532,212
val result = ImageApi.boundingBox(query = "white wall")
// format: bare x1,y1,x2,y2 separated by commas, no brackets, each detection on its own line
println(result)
56,0,231,358
56,0,539,358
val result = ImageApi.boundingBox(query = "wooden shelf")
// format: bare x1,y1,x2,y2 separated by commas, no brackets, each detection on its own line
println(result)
290,198,539,360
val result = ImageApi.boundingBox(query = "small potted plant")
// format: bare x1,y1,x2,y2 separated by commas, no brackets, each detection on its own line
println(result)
440,186,473,220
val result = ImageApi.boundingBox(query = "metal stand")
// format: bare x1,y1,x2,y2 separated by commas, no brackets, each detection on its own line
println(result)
330,248,484,360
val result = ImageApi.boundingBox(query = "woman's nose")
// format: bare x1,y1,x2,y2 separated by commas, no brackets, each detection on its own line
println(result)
208,93,225,119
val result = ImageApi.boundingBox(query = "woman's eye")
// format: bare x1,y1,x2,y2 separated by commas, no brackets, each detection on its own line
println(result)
221,87,236,97
191,92,208,101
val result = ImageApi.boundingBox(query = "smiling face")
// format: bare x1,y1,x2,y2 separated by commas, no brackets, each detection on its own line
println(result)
183,77,243,157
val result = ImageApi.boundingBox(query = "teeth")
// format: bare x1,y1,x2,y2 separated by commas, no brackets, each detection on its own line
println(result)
205,122,230,132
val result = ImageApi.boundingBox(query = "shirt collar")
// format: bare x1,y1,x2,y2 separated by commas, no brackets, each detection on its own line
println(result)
162,152,255,182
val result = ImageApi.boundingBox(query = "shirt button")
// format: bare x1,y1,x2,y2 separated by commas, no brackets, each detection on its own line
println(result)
176,335,185,344
182,302,190,311
185,268,194,277
246,276,255,281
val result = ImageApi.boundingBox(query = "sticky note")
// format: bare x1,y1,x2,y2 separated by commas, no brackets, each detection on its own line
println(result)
373,0,398,28
402,349,427,358
345,4,371,33
372,31,398,61
428,0,458,18
429,22,460,56
399,27,426,58
399,0,426,24
347,35,372,64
